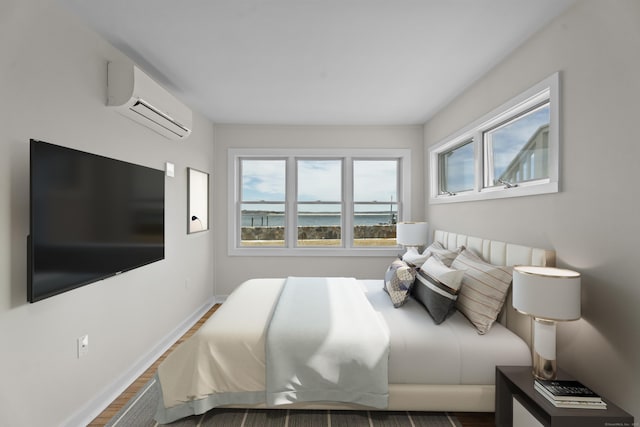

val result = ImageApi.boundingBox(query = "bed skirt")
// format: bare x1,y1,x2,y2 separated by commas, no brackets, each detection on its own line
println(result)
218,383,496,412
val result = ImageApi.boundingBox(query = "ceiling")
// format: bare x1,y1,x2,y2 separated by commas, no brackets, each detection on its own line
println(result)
58,0,575,125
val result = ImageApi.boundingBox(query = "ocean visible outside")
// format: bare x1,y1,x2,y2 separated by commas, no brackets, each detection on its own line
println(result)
242,212,396,227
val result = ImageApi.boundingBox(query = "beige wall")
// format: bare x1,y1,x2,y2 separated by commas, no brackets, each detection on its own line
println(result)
0,1,215,425
212,125,424,296
424,0,640,417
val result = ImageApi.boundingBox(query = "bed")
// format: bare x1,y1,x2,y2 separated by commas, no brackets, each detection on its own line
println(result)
153,230,555,424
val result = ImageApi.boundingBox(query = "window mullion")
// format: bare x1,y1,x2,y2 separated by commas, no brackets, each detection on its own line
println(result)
287,156,297,248
235,157,242,248
475,131,485,192
395,158,402,221
343,157,353,248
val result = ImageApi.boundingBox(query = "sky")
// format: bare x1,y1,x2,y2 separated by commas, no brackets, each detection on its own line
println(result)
241,159,398,213
443,102,550,192
490,103,549,178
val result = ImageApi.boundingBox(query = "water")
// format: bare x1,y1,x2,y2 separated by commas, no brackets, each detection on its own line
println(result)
242,213,395,227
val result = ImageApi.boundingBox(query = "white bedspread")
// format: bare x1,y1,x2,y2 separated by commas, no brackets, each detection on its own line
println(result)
266,277,389,408
154,278,530,424
360,280,531,385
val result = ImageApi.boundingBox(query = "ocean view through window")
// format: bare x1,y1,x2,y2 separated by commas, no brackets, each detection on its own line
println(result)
241,212,397,228
353,159,398,247
297,159,342,246
230,148,411,255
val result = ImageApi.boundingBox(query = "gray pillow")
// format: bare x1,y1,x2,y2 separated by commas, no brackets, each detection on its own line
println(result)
413,256,464,324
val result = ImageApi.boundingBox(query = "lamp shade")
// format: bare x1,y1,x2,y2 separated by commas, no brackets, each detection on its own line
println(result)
513,266,581,321
396,222,428,246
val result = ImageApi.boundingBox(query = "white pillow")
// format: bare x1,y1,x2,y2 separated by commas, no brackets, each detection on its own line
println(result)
401,247,430,267
401,241,463,268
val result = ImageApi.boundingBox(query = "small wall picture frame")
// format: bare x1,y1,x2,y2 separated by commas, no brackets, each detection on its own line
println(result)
187,167,209,234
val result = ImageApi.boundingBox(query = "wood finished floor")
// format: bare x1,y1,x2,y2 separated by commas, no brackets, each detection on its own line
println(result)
88,304,495,427
88,304,221,426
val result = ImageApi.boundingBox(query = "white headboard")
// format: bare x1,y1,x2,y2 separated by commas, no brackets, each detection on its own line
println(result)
433,230,556,347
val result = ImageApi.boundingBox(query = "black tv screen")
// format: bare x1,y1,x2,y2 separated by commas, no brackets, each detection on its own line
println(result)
28,139,165,302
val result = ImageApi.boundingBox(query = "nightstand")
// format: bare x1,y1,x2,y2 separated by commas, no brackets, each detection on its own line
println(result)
496,366,634,427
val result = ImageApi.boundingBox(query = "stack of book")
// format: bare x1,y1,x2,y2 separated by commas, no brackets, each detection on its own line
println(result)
534,379,607,410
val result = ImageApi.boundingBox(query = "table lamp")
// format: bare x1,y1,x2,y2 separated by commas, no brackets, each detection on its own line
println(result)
513,266,581,380
396,222,428,257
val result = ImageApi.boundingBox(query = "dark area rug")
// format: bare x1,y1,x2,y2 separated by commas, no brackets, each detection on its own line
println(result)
106,378,462,427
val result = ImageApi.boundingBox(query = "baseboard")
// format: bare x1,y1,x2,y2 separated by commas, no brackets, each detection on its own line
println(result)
215,294,228,303
62,297,215,427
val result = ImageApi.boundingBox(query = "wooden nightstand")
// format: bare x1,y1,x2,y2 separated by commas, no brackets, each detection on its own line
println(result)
496,366,634,427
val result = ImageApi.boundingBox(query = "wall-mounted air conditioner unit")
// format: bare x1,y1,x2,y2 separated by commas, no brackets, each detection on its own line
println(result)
107,61,192,140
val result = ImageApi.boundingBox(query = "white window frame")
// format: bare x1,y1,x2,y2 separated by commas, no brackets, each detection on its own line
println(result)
429,72,560,204
228,148,411,256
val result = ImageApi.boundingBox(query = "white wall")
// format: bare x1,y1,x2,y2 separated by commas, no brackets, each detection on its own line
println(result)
6,0,637,423
212,125,424,296
0,1,215,426
424,0,640,417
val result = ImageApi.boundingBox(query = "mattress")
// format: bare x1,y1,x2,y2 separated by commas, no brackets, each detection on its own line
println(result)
360,279,531,385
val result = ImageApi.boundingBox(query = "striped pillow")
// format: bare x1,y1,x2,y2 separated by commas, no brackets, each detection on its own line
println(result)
452,248,513,334
413,256,464,324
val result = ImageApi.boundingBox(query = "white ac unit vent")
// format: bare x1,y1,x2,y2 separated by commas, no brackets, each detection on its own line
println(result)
107,62,192,140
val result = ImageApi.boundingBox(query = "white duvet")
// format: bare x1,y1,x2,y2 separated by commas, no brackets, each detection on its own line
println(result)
154,277,530,424
266,277,389,408
155,278,284,423
154,277,390,424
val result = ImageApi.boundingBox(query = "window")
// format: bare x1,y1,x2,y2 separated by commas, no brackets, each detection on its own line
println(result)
296,159,343,247
353,160,399,247
483,102,550,188
240,159,286,247
229,149,411,256
438,140,474,195
429,72,559,203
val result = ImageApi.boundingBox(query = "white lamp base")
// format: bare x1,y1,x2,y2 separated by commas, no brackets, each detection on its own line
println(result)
532,318,557,380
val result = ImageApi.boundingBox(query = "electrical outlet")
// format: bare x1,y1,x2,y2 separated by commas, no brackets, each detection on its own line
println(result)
77,334,89,358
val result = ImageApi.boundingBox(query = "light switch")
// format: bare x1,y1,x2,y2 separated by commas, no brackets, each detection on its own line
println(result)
166,162,175,177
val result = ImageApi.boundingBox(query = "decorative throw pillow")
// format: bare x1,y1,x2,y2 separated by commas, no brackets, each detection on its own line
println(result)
452,248,513,334
413,256,465,324
400,247,429,268
401,241,463,268
384,258,417,308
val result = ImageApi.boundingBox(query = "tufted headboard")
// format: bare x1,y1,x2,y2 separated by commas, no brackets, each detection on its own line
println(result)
433,230,556,348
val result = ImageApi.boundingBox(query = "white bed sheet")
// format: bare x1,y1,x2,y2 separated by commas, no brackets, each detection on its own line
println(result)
360,280,531,385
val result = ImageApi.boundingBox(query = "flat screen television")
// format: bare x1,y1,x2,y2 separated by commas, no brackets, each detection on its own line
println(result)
28,139,165,302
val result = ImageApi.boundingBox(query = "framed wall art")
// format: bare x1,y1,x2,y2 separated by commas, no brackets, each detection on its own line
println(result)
187,168,209,233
